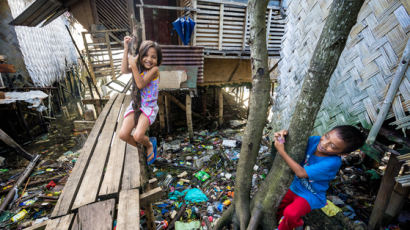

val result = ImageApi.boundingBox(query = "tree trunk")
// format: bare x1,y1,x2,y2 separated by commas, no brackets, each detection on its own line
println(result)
233,0,271,229
249,0,365,229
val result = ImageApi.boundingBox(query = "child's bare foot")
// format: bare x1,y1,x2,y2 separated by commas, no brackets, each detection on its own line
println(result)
146,142,154,161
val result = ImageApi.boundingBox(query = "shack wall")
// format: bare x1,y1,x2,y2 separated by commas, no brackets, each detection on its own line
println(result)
270,0,410,135
201,58,251,85
8,0,78,87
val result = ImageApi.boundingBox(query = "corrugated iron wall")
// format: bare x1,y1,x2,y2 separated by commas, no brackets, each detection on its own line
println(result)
161,45,204,83
270,0,410,135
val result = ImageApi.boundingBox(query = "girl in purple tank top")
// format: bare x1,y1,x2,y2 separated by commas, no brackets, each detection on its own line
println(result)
118,38,162,165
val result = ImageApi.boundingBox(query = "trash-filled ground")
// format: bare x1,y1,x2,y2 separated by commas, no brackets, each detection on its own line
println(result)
1,115,409,229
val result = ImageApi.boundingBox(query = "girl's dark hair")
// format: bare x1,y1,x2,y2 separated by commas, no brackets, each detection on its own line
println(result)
331,125,366,153
136,40,162,72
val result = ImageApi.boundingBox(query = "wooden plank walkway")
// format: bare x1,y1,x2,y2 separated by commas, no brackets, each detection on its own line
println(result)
31,92,164,230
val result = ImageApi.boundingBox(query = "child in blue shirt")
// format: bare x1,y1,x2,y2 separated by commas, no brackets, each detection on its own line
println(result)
273,125,366,230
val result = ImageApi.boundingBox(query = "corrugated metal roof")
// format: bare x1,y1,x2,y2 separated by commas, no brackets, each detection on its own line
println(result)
9,0,80,27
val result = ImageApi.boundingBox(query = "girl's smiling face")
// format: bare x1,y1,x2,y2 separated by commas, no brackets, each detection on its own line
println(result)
317,130,347,156
142,47,158,70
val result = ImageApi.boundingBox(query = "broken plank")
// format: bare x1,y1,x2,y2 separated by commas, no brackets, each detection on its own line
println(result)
140,187,165,205
76,199,115,230
99,95,131,196
45,214,74,230
73,120,95,131
82,98,109,105
72,93,125,209
51,94,118,217
23,220,48,230
121,143,141,190
117,189,140,230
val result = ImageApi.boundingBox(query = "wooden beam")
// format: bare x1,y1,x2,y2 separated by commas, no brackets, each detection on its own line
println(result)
218,4,224,50
368,154,403,229
135,4,198,11
162,92,202,118
158,94,166,132
73,121,95,131
218,88,223,126
105,32,116,80
140,187,165,205
165,94,171,133
0,129,34,161
139,6,146,41
117,189,140,230
186,94,194,139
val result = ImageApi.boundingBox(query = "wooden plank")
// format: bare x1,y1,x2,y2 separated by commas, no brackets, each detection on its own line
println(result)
45,214,74,230
82,98,109,105
218,3,224,50
121,143,141,190
51,94,118,217
186,94,193,139
23,220,49,230
117,189,140,230
76,199,115,230
72,94,125,209
368,154,403,229
99,95,131,196
140,187,165,205
73,120,95,131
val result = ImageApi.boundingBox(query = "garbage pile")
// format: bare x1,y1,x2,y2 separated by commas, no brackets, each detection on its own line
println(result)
146,120,271,229
0,120,86,229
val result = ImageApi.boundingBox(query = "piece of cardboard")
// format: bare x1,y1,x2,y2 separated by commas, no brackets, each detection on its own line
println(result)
158,70,187,89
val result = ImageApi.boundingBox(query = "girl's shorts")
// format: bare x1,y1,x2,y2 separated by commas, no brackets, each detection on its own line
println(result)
124,102,159,125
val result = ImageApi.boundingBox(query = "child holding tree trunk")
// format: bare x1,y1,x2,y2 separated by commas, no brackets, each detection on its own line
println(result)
273,125,366,230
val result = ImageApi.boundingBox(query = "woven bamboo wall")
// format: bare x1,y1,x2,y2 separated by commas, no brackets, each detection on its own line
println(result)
270,0,410,135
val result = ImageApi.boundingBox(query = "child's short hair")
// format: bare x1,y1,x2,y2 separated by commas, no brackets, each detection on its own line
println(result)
137,40,162,71
331,125,366,153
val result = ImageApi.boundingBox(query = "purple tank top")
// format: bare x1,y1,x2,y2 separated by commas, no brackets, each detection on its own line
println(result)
140,71,159,108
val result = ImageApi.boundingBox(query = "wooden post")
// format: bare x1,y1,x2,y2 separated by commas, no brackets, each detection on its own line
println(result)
186,93,193,139
384,183,410,223
139,6,146,41
192,0,198,46
202,89,207,116
158,93,166,132
105,32,116,80
218,88,223,126
165,94,171,133
218,3,224,50
368,154,403,230
242,6,249,51
137,145,155,230
81,32,97,84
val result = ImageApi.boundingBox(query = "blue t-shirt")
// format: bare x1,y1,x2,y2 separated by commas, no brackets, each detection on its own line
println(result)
289,136,342,209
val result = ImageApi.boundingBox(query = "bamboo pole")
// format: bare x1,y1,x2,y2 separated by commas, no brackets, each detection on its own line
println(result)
366,39,410,145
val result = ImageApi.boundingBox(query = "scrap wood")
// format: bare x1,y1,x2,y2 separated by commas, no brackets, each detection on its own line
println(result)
167,203,187,229
0,154,41,212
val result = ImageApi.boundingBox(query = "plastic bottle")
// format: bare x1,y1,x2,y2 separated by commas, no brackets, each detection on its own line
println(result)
11,209,28,222
252,174,258,187
207,205,214,215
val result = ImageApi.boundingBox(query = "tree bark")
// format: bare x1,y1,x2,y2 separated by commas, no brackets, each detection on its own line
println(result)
233,0,271,229
248,1,365,229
